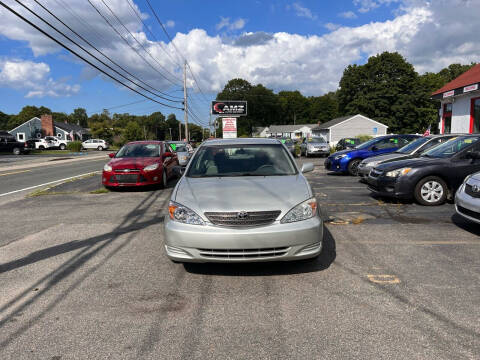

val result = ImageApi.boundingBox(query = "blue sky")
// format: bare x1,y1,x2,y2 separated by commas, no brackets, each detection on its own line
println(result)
0,0,478,128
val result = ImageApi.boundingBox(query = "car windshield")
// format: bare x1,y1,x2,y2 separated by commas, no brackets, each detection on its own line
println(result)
421,136,480,158
280,139,293,145
187,144,297,177
116,143,160,158
396,137,430,154
355,137,381,149
308,137,326,144
174,145,187,152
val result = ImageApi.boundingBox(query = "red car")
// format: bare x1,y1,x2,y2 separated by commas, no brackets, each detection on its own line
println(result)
102,141,179,188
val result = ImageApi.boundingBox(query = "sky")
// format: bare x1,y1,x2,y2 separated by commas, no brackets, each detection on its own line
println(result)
0,0,479,128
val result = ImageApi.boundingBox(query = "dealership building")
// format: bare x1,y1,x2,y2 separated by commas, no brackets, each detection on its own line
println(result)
432,64,480,134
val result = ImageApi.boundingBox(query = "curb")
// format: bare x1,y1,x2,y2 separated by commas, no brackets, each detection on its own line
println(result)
0,154,108,172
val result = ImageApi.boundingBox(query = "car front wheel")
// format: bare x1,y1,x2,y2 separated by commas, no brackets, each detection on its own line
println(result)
97,146,103,151
59,144,66,150
414,176,447,206
347,159,361,176
13,147,21,155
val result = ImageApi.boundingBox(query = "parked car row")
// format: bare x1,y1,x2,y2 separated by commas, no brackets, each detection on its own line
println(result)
324,134,480,224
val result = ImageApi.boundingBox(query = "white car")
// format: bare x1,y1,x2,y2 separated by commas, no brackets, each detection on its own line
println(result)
82,139,109,151
44,136,69,150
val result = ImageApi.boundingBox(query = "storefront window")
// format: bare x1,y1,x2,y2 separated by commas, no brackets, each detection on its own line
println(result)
443,103,452,134
473,98,480,133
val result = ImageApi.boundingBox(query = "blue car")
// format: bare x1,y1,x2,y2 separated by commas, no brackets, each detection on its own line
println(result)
324,134,420,175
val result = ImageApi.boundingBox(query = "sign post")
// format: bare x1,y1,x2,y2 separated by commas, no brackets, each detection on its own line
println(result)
222,118,237,139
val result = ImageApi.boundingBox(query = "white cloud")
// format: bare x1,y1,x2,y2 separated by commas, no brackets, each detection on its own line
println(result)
165,20,175,28
290,3,318,20
216,17,246,31
0,59,80,98
325,23,341,31
353,0,401,13
0,0,478,100
339,11,358,19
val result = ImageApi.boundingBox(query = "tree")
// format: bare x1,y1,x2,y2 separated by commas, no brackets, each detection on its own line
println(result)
338,52,426,133
0,111,11,130
278,91,310,124
308,92,339,123
7,105,51,129
52,112,69,124
70,108,88,127
122,121,143,143
90,121,114,144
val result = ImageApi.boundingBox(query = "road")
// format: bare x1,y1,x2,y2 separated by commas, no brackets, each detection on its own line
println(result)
0,157,479,359
0,156,108,197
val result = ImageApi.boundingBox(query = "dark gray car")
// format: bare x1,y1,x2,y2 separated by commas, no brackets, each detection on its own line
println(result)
357,135,456,181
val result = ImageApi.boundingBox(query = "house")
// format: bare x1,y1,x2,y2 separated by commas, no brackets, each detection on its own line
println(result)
253,126,269,137
311,114,388,145
266,124,317,139
432,63,480,134
9,114,89,142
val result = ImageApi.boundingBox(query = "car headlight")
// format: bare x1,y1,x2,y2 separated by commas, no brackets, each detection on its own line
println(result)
307,145,314,150
334,154,347,160
103,163,112,172
168,201,205,225
366,161,378,168
386,167,412,178
280,197,317,224
463,174,473,184
144,163,159,171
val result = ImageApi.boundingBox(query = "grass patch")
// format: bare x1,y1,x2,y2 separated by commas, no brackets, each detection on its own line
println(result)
90,188,110,194
28,189,74,197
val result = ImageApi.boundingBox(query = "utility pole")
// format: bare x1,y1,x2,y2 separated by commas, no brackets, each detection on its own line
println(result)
168,127,172,140
294,112,296,125
179,121,181,141
183,60,189,142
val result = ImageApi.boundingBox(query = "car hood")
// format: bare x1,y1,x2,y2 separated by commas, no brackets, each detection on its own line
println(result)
174,175,312,218
375,156,446,171
469,171,480,181
330,149,351,157
109,157,159,170
361,152,413,165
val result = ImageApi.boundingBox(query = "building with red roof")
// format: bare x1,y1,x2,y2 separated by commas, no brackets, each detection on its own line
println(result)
432,64,480,134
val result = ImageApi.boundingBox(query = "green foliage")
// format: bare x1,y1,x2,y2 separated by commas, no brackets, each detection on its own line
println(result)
123,121,143,143
90,121,115,144
0,111,10,130
70,108,88,127
7,105,51,129
67,141,83,152
357,134,373,143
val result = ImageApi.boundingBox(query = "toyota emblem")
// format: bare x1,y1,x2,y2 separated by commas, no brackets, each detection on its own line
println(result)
237,211,249,219
472,185,480,193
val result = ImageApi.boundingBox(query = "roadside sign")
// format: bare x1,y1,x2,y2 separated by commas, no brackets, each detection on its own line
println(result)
373,127,378,135
222,118,237,139
212,101,247,116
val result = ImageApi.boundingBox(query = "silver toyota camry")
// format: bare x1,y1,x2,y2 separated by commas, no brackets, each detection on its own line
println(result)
164,138,323,263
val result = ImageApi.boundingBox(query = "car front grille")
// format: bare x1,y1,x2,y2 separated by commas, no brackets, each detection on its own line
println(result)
204,210,281,227
113,174,139,183
369,169,383,178
197,247,289,259
465,184,480,198
457,205,480,220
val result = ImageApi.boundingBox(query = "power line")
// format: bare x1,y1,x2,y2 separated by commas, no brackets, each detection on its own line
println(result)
98,0,182,85
0,1,183,110
86,0,181,88
144,0,210,103
29,0,182,102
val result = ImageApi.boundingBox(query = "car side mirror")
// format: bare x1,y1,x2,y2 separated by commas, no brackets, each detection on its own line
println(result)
301,162,314,173
108,153,116,158
371,146,378,151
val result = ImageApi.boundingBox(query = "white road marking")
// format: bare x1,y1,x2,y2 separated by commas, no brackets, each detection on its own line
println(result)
0,171,100,197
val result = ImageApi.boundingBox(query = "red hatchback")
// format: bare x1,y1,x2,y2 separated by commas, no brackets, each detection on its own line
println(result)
102,141,179,188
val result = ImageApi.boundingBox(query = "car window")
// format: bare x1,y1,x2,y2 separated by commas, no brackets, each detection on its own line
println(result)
356,137,380,149
307,137,326,144
187,144,297,177
397,137,430,154
375,137,400,150
116,144,161,158
418,138,449,152
423,136,480,158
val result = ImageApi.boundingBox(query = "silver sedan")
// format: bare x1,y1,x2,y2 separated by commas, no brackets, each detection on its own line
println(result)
455,171,480,224
164,138,323,263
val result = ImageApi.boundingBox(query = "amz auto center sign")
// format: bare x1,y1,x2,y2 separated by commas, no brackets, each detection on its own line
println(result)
211,101,247,116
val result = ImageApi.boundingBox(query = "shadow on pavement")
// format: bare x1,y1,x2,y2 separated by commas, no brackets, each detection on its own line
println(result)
183,226,336,276
451,213,480,236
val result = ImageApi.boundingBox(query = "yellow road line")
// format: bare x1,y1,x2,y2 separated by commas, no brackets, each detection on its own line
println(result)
0,169,31,177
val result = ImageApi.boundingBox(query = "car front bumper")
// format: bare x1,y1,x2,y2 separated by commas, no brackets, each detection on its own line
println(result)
307,148,329,156
366,173,413,199
357,164,372,180
164,216,323,263
455,184,480,224
102,169,162,187
324,157,348,172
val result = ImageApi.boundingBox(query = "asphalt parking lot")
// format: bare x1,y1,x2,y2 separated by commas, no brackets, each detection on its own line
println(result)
0,156,479,359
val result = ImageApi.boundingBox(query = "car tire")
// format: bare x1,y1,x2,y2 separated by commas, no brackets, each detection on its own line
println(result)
13,147,21,155
59,144,66,150
160,170,167,189
414,176,447,206
347,159,361,176
97,146,104,151
39,145,45,150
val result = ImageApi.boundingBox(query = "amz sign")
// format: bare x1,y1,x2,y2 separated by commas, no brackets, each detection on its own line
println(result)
211,101,247,116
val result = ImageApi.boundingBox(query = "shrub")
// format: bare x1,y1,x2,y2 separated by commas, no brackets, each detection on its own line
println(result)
357,134,373,143
294,144,301,157
67,141,83,152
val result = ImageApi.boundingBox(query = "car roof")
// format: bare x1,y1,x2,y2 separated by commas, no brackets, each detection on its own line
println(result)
201,138,281,146
126,140,164,145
